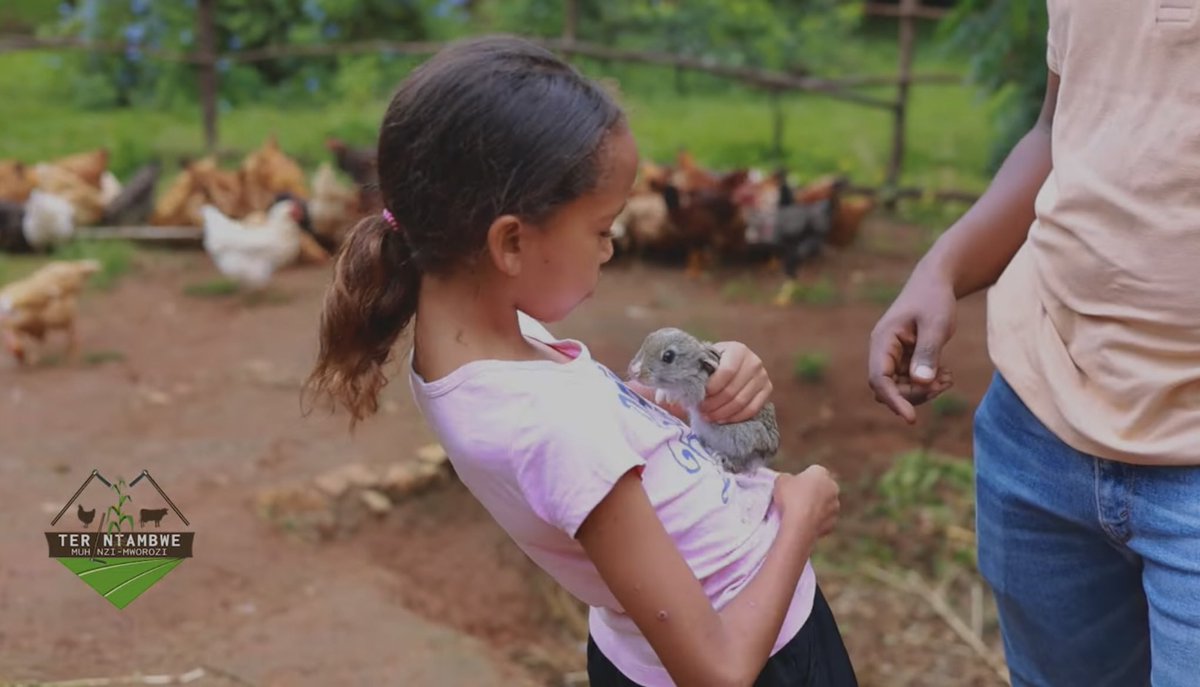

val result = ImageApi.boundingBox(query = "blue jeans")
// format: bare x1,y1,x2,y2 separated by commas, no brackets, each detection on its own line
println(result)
974,372,1200,687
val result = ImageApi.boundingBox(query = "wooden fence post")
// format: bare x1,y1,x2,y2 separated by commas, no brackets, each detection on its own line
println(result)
770,90,785,161
196,0,218,154
886,0,919,209
563,0,579,43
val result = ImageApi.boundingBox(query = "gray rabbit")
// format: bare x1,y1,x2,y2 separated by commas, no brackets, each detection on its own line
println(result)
628,327,780,474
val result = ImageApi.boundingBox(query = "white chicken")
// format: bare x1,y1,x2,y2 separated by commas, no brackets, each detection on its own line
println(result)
22,190,76,250
201,198,305,290
308,162,357,247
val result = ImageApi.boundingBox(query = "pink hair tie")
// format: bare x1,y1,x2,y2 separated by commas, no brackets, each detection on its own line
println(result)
382,209,402,232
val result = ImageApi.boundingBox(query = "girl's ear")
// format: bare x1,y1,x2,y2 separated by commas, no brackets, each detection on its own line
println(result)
486,214,524,277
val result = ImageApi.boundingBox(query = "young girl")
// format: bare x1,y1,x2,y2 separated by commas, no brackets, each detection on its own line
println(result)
306,35,856,687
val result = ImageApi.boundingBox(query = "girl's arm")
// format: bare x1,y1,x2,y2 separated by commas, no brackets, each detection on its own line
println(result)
577,470,827,687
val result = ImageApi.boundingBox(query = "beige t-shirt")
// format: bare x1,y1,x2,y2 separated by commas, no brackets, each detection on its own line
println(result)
987,0,1200,465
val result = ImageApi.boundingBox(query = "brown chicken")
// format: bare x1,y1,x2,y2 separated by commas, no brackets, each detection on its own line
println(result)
0,260,101,365
49,149,109,189
672,150,725,193
240,136,309,213
0,160,36,203
652,169,750,278
32,163,105,226
152,157,246,226
793,175,875,247
325,138,381,214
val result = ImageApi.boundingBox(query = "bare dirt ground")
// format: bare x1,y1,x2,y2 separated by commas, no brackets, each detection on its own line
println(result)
0,217,1007,686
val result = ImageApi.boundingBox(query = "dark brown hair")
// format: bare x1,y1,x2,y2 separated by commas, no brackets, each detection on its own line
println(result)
304,35,625,427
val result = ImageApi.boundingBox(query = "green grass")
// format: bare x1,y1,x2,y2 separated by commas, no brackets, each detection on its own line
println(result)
931,392,972,419
859,279,903,305
0,0,56,32
720,276,765,303
0,31,995,204
792,351,830,384
183,278,241,298
83,350,127,366
0,240,137,290
781,275,840,306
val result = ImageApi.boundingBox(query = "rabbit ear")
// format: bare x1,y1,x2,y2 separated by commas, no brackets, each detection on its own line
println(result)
699,348,720,376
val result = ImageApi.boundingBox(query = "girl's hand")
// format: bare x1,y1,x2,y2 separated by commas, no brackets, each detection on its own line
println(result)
772,466,840,537
699,341,772,424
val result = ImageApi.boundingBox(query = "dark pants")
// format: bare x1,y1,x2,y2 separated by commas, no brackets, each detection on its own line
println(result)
587,585,858,687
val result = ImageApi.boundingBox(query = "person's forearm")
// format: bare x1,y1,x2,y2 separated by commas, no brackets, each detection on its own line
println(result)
920,123,1053,299
715,512,817,685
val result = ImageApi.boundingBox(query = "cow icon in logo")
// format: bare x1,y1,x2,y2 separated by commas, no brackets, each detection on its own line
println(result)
139,507,169,528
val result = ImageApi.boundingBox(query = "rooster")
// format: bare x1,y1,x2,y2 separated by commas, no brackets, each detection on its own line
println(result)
774,172,842,278
77,503,96,527
769,174,845,306
201,197,307,290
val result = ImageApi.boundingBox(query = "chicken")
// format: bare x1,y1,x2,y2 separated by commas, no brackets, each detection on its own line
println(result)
308,163,358,249
32,163,106,226
774,172,841,278
152,157,245,226
790,175,874,247
49,149,109,189
829,196,876,248
99,171,122,207
202,198,307,289
0,191,76,254
653,169,750,277
768,174,846,306
325,137,381,214
77,503,96,526
325,137,377,188
610,192,671,258
102,162,161,226
672,150,724,193
0,160,36,203
240,136,309,213
0,259,101,365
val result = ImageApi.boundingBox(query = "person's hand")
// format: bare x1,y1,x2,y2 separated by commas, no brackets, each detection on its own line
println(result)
773,466,840,537
868,268,957,424
699,341,772,424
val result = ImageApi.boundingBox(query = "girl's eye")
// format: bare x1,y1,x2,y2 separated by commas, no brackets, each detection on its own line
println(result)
661,349,675,364
599,229,614,239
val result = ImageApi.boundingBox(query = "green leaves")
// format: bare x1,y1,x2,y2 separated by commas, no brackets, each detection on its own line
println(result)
104,478,135,534
58,557,185,609
940,0,1048,171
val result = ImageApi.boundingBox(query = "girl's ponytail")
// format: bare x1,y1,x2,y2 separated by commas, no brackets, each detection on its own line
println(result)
303,213,421,428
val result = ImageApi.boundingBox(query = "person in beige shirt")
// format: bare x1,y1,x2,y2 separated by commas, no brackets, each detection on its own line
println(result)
868,2,1200,685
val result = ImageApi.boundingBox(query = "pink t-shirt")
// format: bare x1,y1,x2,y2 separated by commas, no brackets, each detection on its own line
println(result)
408,313,816,687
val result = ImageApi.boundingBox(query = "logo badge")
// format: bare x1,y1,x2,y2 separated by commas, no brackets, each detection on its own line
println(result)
45,469,194,608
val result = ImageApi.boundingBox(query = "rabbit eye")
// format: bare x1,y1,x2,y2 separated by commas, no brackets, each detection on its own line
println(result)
661,349,676,364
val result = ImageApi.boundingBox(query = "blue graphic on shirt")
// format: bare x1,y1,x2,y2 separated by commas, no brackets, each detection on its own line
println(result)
595,362,732,504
